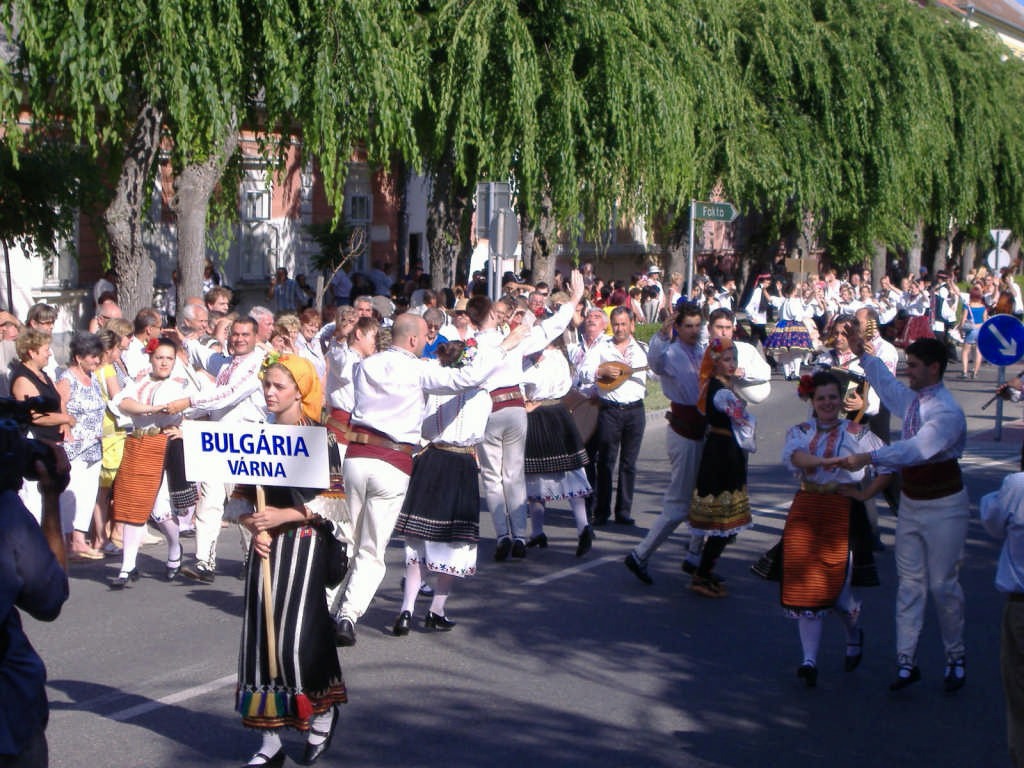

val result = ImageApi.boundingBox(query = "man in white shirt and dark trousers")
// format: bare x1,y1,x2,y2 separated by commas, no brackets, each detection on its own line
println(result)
625,304,705,583
743,274,773,351
583,306,648,526
333,314,529,646
840,336,968,693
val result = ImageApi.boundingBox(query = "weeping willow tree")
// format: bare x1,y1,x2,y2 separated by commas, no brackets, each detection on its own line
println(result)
720,0,1024,271
2,0,425,312
424,0,732,286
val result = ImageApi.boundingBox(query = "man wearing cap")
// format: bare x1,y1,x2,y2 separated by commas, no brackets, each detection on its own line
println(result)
647,265,665,313
744,274,773,350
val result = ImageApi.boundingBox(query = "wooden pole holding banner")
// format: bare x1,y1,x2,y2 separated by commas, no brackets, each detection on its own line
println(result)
255,486,278,680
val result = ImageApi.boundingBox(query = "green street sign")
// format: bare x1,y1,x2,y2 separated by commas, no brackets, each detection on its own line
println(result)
692,200,737,222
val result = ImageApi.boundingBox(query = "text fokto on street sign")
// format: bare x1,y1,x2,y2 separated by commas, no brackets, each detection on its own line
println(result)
182,421,330,489
692,201,738,222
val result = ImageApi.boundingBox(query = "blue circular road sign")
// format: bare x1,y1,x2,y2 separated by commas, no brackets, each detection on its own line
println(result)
978,314,1024,366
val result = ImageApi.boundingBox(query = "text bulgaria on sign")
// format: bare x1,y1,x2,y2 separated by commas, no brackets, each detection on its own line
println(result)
182,422,330,488
200,431,311,478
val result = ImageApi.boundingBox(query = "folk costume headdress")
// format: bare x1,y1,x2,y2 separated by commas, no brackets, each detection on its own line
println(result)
264,352,323,422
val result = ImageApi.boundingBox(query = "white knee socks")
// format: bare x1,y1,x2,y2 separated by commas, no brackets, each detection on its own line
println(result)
798,617,823,666
119,523,145,575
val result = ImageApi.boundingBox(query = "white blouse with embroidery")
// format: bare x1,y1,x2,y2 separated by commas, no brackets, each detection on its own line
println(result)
782,417,891,485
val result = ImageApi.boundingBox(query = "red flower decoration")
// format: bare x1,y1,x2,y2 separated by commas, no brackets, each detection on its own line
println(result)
797,374,815,400
144,338,161,355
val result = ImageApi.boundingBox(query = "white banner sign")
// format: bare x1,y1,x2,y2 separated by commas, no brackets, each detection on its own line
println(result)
182,422,330,489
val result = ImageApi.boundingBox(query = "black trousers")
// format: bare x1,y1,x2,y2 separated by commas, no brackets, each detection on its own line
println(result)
593,400,645,522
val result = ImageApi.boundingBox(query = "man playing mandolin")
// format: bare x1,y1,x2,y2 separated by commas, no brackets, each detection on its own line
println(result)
582,306,649,526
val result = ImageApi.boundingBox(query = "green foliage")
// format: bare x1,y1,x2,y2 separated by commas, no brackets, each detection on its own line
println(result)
0,138,100,255
6,0,1024,275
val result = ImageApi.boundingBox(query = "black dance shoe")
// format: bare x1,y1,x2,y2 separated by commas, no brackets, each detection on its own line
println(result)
526,533,548,548
109,569,140,589
335,618,356,647
424,610,457,631
575,526,594,558
392,611,412,636
166,557,182,581
242,747,285,767
889,663,921,691
510,539,527,558
181,560,216,584
624,552,653,585
301,706,339,765
797,663,818,688
844,628,864,672
943,656,966,693
494,536,512,561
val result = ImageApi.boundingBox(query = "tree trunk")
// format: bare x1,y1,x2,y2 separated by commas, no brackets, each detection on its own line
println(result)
907,219,924,280
796,209,818,262
394,161,410,278
961,239,976,280
931,233,948,279
529,186,558,288
427,159,462,293
872,241,886,292
171,121,239,303
519,212,535,275
103,103,163,317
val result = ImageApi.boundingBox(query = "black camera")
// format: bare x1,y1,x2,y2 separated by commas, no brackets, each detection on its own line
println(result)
0,396,69,494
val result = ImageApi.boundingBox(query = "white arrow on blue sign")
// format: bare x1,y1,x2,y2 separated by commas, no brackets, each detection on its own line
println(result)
978,314,1024,366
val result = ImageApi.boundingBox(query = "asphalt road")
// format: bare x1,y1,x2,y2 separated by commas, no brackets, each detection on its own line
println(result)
26,359,1023,768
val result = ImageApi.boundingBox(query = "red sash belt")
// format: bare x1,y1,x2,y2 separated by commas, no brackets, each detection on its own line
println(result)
490,385,525,412
901,458,963,500
666,402,706,441
326,408,351,444
345,426,414,475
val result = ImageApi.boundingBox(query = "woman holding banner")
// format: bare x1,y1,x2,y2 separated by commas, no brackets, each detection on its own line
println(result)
109,337,201,587
235,353,347,768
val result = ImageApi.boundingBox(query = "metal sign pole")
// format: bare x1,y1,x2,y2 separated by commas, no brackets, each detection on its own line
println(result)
997,365,1006,441
493,211,505,302
686,200,695,301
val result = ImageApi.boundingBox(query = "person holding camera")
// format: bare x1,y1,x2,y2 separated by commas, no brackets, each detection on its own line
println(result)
0,447,69,767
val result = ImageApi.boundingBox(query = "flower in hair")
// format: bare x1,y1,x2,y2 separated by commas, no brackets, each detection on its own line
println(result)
456,341,478,368
259,350,282,379
144,338,161,355
797,374,815,400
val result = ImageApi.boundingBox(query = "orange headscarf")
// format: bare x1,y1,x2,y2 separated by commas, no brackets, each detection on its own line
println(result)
697,336,734,415
268,353,323,423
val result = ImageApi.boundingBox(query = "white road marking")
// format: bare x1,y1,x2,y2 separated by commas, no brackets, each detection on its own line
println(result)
521,554,620,586
108,674,236,722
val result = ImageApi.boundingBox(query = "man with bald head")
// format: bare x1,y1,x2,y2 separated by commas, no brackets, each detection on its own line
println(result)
88,299,122,333
333,313,530,646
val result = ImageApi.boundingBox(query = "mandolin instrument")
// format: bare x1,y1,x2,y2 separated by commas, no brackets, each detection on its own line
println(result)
595,360,649,391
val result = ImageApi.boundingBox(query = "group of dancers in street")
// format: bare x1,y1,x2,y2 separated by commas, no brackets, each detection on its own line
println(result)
10,268,979,767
